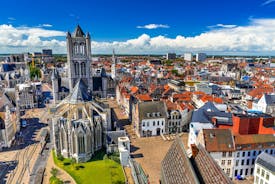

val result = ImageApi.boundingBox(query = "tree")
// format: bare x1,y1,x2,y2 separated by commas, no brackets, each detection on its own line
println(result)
29,65,41,80
50,167,58,178
171,69,178,75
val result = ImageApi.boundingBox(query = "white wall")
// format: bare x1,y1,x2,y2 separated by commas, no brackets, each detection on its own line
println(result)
188,122,214,147
233,149,275,179
141,118,165,136
254,164,275,184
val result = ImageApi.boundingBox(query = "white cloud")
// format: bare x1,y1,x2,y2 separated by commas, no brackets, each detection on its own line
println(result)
2,18,275,55
8,17,16,21
0,24,65,53
137,24,170,29
208,24,237,29
39,24,53,27
262,0,275,6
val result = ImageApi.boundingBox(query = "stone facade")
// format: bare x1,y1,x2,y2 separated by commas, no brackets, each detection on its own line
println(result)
52,80,111,162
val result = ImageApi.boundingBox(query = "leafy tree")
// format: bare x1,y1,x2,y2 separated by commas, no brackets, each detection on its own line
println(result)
50,167,58,178
171,69,178,75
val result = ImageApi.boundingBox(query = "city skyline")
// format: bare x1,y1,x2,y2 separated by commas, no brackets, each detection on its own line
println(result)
1,0,275,55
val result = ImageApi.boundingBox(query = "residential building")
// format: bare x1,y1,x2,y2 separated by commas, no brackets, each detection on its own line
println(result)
195,83,212,95
233,134,275,179
133,101,167,137
15,82,42,110
252,94,275,115
254,152,275,184
197,129,275,179
197,129,235,178
168,79,185,92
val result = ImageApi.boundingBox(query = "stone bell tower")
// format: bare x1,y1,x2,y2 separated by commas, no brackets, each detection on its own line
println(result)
66,25,92,92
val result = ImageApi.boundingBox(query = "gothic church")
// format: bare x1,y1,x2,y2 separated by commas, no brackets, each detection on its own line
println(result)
52,25,112,162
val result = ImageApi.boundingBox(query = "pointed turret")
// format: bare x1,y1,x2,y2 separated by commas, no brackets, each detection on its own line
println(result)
73,25,85,37
86,32,90,39
66,31,71,38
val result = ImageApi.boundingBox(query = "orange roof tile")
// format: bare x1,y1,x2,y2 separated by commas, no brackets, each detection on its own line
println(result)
135,94,152,101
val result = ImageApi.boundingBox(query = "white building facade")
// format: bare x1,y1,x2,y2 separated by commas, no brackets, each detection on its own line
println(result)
254,152,275,184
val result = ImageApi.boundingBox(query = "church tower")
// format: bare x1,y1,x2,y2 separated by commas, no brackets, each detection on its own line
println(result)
51,68,60,105
111,49,117,80
67,25,92,92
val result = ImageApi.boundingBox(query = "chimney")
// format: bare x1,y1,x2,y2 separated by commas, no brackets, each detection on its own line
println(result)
191,144,199,157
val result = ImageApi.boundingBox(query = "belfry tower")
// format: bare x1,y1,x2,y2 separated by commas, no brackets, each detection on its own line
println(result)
66,25,92,92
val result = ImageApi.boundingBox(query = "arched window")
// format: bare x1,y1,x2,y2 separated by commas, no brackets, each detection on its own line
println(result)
74,43,78,54
75,62,79,76
61,127,67,150
72,131,76,154
78,133,85,154
81,62,86,76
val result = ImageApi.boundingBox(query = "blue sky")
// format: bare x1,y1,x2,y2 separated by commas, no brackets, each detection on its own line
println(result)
1,0,275,55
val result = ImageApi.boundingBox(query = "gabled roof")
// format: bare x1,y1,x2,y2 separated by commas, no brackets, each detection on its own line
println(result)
138,101,166,120
73,25,85,37
191,102,219,123
161,137,199,184
191,144,232,184
256,152,275,172
202,129,235,152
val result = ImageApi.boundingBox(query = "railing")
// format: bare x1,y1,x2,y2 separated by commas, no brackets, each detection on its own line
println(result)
128,158,149,184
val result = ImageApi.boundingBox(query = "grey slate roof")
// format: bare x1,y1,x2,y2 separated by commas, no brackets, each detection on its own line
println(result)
106,130,126,144
264,94,275,105
67,79,92,104
256,152,275,172
138,101,167,120
191,102,232,124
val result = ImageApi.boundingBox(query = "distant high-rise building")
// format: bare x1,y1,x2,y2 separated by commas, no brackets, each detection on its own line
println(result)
184,53,193,61
196,53,207,62
42,49,53,56
166,53,176,60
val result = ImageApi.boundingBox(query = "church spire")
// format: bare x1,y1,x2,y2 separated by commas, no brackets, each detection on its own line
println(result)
111,49,117,80
73,24,85,37
112,49,116,64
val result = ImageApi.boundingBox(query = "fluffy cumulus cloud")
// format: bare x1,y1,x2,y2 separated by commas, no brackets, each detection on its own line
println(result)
93,18,275,55
137,24,170,29
0,24,66,53
2,18,275,55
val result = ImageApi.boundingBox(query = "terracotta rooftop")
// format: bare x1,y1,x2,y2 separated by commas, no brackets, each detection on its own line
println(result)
202,129,235,152
247,88,273,98
135,94,152,101
234,134,275,151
